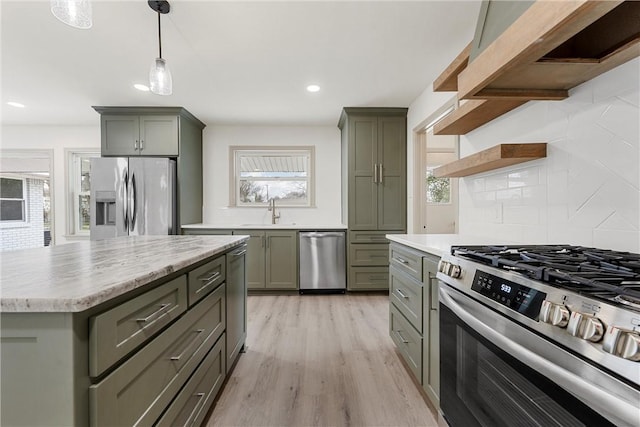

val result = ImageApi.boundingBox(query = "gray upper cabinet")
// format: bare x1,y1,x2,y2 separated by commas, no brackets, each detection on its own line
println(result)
99,114,178,156
339,108,407,231
94,106,206,228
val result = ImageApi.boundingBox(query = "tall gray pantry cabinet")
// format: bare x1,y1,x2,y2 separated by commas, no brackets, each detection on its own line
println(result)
338,108,407,290
92,106,206,228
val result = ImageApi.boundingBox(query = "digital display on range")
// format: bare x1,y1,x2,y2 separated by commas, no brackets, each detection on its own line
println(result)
471,271,546,320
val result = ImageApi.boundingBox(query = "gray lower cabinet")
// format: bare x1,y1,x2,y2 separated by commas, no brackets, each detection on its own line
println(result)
389,242,441,410
348,230,390,290
226,244,247,372
242,230,298,290
0,246,246,426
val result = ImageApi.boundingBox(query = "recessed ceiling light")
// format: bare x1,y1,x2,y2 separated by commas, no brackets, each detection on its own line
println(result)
7,101,25,108
134,84,150,92
306,84,320,93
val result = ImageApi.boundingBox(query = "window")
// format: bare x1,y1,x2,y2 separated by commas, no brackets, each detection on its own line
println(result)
67,151,99,236
426,167,451,204
0,177,26,221
231,147,315,207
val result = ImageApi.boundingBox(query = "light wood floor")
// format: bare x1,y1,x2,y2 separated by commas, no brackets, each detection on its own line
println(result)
205,294,437,427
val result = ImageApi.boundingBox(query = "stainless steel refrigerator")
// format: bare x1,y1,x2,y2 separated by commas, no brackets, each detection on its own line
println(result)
90,157,177,240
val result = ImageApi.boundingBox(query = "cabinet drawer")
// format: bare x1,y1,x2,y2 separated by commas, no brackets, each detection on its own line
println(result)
389,243,423,281
390,266,423,333
349,230,390,244
349,244,389,266
156,334,226,427
89,285,225,427
188,256,225,306
348,266,389,290
89,275,188,377
390,303,422,382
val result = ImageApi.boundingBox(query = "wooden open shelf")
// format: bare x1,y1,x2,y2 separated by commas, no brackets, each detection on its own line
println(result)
432,143,547,178
433,98,527,135
432,42,471,92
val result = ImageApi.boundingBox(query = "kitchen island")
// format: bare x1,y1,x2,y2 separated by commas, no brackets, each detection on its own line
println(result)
0,235,249,426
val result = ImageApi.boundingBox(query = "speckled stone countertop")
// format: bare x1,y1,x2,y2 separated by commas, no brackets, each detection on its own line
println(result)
385,234,516,257
0,235,248,313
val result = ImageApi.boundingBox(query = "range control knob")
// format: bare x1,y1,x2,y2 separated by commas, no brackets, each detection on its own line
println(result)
437,261,461,278
602,326,640,361
567,312,605,342
539,300,570,327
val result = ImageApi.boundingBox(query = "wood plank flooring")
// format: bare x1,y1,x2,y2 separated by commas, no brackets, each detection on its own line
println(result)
205,294,437,426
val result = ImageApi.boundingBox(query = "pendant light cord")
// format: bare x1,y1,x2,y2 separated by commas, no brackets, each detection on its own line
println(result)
157,11,162,59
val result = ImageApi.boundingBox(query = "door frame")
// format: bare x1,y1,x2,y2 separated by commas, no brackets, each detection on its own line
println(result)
411,96,458,234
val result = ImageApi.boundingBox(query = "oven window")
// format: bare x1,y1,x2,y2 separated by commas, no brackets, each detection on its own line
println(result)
440,304,614,427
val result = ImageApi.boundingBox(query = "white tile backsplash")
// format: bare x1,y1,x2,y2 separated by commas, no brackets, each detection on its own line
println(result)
458,58,640,253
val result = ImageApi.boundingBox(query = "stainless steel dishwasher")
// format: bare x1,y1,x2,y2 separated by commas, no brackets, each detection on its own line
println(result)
299,231,346,293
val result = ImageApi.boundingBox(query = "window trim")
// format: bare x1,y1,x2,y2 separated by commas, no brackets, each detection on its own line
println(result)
65,149,100,237
0,176,27,223
229,146,316,208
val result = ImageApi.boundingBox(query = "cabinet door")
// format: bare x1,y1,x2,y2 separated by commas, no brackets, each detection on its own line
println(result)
348,116,378,230
265,231,298,289
377,116,406,230
241,231,265,289
101,115,139,156
226,246,247,372
139,116,179,156
422,254,440,407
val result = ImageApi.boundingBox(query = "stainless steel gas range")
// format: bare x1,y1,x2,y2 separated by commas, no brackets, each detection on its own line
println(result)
436,245,640,427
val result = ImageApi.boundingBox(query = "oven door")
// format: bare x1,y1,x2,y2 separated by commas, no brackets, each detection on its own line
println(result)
439,283,640,427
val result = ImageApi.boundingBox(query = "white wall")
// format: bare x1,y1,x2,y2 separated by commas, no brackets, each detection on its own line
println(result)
202,125,343,226
1,125,101,245
407,58,640,252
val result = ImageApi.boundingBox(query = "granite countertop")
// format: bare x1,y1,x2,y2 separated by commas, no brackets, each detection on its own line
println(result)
182,223,347,230
385,234,516,257
0,235,248,313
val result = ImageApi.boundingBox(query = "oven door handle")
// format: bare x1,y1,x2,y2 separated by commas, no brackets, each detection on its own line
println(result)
439,286,640,426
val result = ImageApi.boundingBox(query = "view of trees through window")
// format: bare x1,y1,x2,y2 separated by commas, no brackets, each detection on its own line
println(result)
426,167,451,204
234,149,313,206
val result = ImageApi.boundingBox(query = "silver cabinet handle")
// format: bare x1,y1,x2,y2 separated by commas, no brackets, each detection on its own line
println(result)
395,257,409,264
139,139,144,151
134,140,139,150
182,392,207,427
395,288,409,299
379,163,383,184
199,271,221,283
373,163,378,183
232,249,247,257
397,330,409,344
170,329,205,361
136,303,171,323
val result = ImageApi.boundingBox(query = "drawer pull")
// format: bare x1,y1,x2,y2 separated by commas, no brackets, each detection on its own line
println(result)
199,271,221,283
395,288,409,299
183,392,207,426
397,330,410,344
170,329,205,362
231,249,247,257
136,303,172,323
394,257,409,264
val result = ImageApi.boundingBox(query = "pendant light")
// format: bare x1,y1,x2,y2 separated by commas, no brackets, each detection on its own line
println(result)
50,0,92,29
148,1,172,96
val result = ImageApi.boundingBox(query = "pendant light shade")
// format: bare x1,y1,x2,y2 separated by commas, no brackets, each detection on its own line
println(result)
148,1,172,96
50,0,92,29
150,58,173,96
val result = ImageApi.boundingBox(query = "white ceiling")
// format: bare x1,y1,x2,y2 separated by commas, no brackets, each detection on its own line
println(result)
1,0,480,127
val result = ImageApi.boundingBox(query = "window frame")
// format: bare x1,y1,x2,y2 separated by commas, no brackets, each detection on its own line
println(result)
0,176,27,223
229,146,316,208
66,149,100,237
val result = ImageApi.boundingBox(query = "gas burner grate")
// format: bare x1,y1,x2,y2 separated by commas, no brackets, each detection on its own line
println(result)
451,245,640,302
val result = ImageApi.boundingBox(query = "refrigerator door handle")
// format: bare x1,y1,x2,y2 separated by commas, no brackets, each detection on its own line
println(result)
129,172,137,232
122,168,129,232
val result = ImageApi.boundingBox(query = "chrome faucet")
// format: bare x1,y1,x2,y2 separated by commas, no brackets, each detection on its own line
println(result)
268,198,280,224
